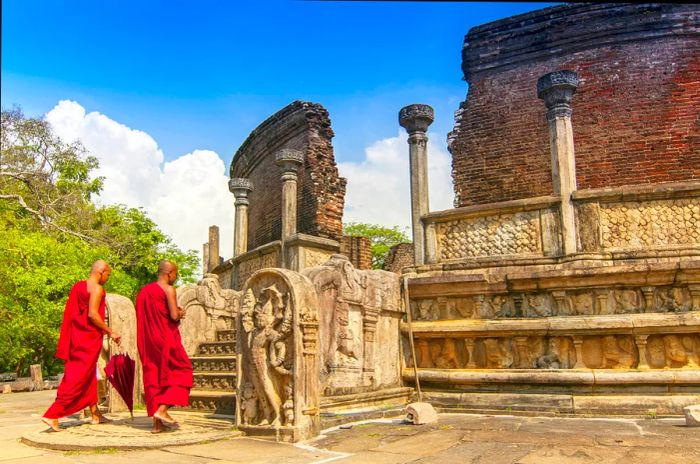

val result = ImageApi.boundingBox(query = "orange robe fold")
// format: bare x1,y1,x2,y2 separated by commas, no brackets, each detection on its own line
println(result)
44,281,104,419
136,282,192,416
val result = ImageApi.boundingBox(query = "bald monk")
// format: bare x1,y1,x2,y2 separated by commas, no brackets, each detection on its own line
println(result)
136,260,193,433
42,260,121,432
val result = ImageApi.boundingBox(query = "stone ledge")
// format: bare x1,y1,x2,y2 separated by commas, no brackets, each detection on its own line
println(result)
403,369,700,386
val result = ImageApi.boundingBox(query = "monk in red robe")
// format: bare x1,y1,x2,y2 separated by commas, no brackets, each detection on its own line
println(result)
136,260,192,433
42,260,122,432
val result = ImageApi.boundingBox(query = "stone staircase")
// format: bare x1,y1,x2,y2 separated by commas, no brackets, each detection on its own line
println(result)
186,329,237,415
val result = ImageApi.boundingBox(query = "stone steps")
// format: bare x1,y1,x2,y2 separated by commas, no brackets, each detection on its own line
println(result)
185,328,237,415
190,356,236,372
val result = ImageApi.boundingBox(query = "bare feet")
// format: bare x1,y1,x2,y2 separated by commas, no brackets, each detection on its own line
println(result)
153,411,178,426
91,414,112,425
151,418,163,434
41,417,62,432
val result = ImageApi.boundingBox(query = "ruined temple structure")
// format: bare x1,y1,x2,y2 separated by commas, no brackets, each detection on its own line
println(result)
169,2,699,442
401,3,700,415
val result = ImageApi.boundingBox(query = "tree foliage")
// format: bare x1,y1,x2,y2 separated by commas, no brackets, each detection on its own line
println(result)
0,107,197,375
343,222,411,269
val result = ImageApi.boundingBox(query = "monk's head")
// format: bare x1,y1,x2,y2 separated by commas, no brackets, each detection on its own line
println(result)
158,260,178,285
90,259,112,285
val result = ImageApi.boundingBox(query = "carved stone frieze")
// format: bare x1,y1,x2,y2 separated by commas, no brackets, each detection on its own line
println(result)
599,198,700,250
237,252,279,290
436,211,542,260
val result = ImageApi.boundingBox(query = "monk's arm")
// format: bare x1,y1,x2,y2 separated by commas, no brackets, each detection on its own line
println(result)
164,285,184,321
87,285,121,343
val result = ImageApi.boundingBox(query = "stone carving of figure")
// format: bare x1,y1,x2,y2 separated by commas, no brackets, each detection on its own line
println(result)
571,293,595,316
681,335,700,368
525,294,551,318
490,296,516,318
663,335,689,368
416,339,433,368
242,284,293,426
453,298,476,319
535,338,561,369
434,338,459,369
414,299,437,321
659,288,690,313
613,290,639,314
282,382,294,426
602,336,635,369
240,383,258,425
483,338,513,368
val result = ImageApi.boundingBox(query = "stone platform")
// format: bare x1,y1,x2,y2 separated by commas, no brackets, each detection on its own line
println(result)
21,412,239,451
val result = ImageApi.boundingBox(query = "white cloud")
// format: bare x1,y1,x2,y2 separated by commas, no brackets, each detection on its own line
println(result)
45,100,233,259
339,131,454,239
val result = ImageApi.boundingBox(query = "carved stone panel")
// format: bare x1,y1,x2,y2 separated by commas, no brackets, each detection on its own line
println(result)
236,268,320,442
599,198,700,250
436,210,542,260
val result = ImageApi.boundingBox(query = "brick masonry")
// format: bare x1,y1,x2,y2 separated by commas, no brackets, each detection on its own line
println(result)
230,101,347,250
449,3,700,207
383,242,414,274
340,235,373,270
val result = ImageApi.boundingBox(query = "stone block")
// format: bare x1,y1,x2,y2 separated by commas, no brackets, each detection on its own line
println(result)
405,402,438,425
683,404,700,427
3,384,11,394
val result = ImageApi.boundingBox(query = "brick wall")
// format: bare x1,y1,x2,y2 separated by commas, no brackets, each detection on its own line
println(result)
450,3,700,207
383,242,414,274
230,101,347,250
340,235,373,270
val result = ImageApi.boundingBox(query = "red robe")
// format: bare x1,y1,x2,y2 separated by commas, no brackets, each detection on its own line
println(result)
44,281,105,419
136,282,192,416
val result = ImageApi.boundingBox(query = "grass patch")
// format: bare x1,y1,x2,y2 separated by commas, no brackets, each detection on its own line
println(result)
438,424,453,430
367,433,382,438
645,409,658,419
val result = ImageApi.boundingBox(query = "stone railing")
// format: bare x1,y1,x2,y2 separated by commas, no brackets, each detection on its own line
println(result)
421,182,700,265
574,182,700,255
423,196,561,263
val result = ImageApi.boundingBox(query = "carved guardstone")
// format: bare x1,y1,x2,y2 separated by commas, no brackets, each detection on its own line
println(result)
236,268,320,442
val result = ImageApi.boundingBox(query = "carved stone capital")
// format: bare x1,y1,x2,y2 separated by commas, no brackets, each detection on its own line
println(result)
537,70,579,118
399,104,434,134
229,177,253,194
275,149,305,173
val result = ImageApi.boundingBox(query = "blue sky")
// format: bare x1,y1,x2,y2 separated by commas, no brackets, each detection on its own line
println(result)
2,1,557,166
3,1,559,257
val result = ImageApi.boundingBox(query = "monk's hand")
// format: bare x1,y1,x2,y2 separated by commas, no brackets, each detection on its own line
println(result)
110,330,122,345
178,306,187,320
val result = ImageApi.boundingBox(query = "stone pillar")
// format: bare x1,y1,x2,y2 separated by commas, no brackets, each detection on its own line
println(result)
399,104,434,266
641,287,656,312
203,242,209,275
635,335,650,369
229,178,253,257
362,308,379,386
30,364,43,391
208,225,220,272
464,338,477,368
537,71,579,256
276,149,304,241
572,336,586,369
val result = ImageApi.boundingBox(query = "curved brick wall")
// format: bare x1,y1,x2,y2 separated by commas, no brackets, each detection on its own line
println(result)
230,101,346,249
449,3,700,207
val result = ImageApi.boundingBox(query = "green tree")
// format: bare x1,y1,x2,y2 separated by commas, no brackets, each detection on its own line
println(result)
0,107,197,375
343,222,411,269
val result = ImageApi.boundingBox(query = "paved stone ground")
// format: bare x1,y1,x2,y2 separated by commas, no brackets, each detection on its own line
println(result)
2,390,699,463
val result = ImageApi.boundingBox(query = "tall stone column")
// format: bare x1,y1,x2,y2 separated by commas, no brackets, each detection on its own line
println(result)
537,71,579,256
229,178,253,257
208,225,220,272
276,149,304,241
399,104,434,266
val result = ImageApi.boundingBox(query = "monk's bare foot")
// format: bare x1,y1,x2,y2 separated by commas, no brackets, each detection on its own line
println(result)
151,418,163,434
90,412,112,425
153,411,178,426
41,417,62,432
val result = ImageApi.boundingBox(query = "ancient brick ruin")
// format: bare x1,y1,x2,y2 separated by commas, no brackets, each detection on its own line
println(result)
450,3,700,207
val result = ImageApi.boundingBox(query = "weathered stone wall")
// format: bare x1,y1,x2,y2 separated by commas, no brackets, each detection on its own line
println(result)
230,101,346,249
383,243,414,274
340,235,372,270
449,3,700,207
